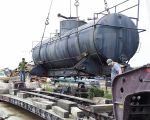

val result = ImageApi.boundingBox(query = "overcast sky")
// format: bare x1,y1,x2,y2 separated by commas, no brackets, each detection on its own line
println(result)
0,0,149,69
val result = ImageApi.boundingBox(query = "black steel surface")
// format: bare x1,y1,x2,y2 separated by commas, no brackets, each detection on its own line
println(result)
32,13,139,77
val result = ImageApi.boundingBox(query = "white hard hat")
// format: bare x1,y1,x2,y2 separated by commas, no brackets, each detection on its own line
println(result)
106,59,113,66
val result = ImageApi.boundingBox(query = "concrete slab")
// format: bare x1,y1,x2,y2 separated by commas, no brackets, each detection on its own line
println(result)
9,89,19,95
32,97,56,109
89,117,96,120
0,89,9,94
17,92,28,98
52,106,69,118
57,99,77,113
0,82,9,94
71,107,83,118
90,104,113,113
25,82,40,89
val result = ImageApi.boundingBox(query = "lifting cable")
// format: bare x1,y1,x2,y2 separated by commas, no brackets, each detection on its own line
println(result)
104,0,110,14
38,0,54,62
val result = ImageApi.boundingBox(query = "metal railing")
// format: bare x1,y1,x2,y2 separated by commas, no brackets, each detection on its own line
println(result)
93,0,140,27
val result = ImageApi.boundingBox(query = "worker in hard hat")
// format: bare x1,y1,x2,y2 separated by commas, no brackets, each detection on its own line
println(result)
18,58,27,82
106,59,122,81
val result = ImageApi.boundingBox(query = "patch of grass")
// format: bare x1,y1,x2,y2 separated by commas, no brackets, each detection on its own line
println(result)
45,86,54,92
41,83,54,92
88,87,104,99
104,90,112,99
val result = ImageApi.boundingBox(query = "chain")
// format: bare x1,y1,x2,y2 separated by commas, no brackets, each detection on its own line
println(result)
104,0,110,14
74,0,79,7
45,17,49,25
74,0,79,20
74,0,81,54
38,0,53,62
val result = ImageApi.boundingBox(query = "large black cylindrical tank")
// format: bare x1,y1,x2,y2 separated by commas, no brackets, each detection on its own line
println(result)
32,13,139,76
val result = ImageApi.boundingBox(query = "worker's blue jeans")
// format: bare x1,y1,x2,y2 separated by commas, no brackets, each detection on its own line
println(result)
20,71,26,82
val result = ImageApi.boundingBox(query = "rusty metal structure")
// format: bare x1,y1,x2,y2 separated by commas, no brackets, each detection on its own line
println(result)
113,64,150,120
